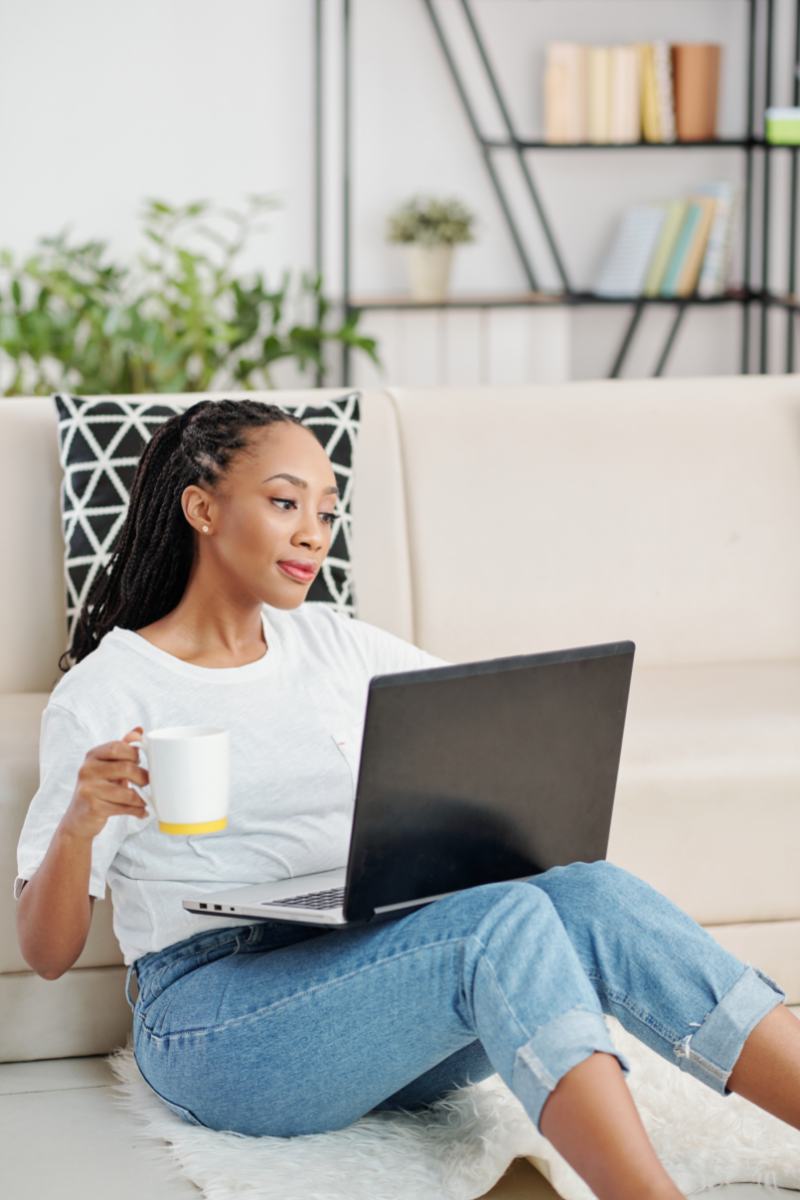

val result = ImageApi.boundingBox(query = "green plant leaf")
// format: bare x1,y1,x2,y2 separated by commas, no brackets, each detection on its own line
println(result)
0,197,380,395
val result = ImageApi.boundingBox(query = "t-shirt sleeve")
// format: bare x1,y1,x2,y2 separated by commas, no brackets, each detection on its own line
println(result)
16,702,133,901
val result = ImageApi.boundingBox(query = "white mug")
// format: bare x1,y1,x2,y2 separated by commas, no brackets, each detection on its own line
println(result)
139,726,230,835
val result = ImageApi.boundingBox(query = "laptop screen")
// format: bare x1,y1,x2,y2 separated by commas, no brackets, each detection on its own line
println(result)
344,641,634,921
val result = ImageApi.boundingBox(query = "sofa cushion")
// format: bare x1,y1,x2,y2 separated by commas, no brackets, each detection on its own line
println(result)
389,377,800,666
0,967,131,1062
55,391,361,650
609,661,800,926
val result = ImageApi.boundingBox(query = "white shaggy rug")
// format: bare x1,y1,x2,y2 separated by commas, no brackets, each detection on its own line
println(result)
110,1018,800,1200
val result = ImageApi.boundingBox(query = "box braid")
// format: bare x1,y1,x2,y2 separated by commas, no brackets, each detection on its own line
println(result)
69,399,304,666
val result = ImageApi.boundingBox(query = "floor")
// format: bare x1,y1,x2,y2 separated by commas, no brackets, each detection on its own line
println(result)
0,1055,797,1200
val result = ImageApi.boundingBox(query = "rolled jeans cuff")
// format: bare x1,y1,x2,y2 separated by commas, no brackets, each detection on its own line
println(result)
511,1006,628,1129
674,963,785,1094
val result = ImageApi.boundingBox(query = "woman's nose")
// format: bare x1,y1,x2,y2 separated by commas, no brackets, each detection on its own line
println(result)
291,518,323,551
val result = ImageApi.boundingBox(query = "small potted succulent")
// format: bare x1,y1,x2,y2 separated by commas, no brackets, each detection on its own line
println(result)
386,195,476,301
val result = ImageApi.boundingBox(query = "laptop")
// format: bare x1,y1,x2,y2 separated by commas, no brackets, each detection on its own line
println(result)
183,640,635,929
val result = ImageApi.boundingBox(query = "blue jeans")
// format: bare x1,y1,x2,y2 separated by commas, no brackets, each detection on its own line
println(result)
130,862,783,1138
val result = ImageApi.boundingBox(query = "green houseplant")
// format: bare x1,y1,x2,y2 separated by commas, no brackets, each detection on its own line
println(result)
386,195,476,302
0,197,378,396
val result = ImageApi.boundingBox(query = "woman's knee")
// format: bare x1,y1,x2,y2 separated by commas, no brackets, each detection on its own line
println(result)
530,860,661,933
448,880,577,970
536,859,642,905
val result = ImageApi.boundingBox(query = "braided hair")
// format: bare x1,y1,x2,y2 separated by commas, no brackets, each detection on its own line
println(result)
69,399,304,666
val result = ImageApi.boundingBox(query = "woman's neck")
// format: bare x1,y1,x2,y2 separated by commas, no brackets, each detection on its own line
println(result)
137,582,268,669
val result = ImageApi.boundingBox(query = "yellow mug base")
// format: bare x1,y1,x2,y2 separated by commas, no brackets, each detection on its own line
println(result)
158,817,228,835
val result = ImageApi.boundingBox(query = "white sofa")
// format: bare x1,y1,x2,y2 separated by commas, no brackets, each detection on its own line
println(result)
2,377,800,1063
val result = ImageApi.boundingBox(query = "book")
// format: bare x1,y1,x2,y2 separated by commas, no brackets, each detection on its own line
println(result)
643,201,688,295
696,182,738,296
610,46,641,143
652,41,676,142
640,44,661,142
672,44,721,141
588,47,612,143
675,196,717,295
594,204,668,297
544,43,589,143
660,204,703,295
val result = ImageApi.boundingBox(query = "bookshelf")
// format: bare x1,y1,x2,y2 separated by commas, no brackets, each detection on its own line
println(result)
316,0,800,383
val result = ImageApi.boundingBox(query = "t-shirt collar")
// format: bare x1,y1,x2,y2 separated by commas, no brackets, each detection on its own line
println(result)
106,609,280,683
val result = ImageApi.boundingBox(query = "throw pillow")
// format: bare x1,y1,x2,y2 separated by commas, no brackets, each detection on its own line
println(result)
54,392,360,653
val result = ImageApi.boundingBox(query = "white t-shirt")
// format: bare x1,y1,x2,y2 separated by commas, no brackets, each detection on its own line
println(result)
16,605,443,965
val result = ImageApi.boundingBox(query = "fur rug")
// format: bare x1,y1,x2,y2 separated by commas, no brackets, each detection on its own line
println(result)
109,1018,800,1200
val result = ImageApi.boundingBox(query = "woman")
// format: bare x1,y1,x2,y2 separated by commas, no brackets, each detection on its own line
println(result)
16,400,800,1200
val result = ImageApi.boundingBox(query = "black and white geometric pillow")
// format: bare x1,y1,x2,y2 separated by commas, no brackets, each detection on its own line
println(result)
54,392,360,651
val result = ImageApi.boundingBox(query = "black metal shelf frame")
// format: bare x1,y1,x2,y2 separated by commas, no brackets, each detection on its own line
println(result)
317,0,800,383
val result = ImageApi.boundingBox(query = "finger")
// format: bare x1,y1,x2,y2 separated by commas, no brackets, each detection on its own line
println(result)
123,728,144,744
110,761,149,788
86,739,142,764
124,767,149,789
82,758,148,788
90,782,148,811
100,801,149,819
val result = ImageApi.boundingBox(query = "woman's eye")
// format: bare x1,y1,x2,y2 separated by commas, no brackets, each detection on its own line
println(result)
320,511,336,526
271,498,296,512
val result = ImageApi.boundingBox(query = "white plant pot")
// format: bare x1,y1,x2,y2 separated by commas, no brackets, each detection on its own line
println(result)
405,244,454,302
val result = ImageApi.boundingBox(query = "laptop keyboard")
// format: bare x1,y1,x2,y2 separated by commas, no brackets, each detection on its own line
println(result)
263,887,346,911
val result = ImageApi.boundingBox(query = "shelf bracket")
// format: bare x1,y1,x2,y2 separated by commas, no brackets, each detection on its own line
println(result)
458,0,572,292
422,0,540,292
653,302,688,377
609,301,645,379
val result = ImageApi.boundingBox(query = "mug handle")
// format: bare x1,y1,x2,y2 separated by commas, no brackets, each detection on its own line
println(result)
128,737,153,817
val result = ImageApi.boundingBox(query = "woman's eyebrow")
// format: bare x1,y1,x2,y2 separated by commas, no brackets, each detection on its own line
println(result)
264,472,338,496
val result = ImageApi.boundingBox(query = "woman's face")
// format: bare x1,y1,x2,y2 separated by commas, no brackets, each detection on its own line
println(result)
183,421,338,610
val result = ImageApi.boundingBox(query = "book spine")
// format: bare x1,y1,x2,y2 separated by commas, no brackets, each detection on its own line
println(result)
672,44,721,142
641,44,662,143
697,185,738,297
610,47,632,143
625,46,642,142
715,188,739,294
661,205,701,296
676,198,717,295
588,47,611,143
569,44,589,143
545,43,589,144
653,41,676,143
544,45,568,143
643,202,685,296
696,198,729,296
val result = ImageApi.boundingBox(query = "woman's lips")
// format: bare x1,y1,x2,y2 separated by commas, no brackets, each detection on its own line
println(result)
278,560,318,583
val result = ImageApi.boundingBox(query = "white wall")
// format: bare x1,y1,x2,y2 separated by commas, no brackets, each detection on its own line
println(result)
1,0,797,387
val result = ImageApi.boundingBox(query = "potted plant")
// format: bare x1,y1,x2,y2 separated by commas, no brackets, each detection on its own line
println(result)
0,197,379,395
386,196,476,302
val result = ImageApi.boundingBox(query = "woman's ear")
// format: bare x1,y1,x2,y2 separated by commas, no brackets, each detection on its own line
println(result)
182,485,214,536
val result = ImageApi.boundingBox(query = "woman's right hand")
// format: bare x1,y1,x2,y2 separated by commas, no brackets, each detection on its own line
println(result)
61,727,149,841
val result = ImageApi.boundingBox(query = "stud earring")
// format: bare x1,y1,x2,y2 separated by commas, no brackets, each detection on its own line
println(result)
202,525,209,533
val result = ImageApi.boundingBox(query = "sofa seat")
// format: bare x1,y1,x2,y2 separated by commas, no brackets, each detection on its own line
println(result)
610,661,800,1002
611,660,800,923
